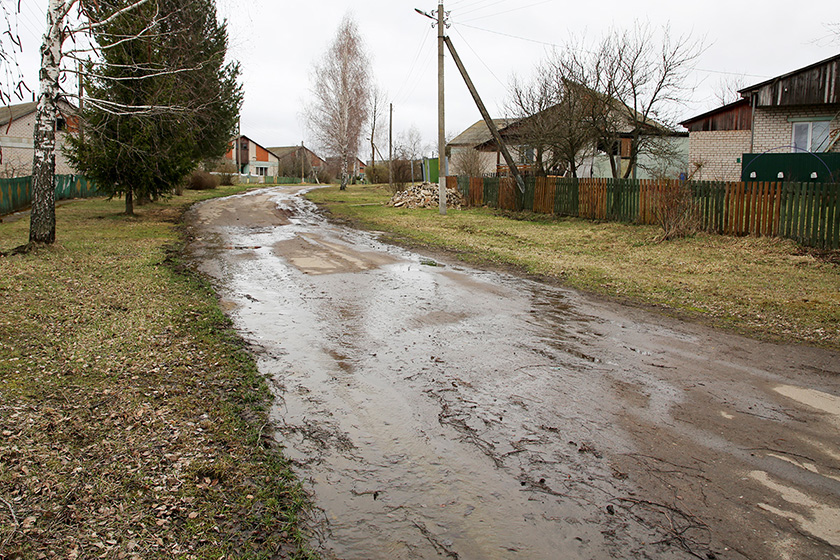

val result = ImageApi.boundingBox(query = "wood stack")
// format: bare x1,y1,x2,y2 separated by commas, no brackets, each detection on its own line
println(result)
387,182,464,210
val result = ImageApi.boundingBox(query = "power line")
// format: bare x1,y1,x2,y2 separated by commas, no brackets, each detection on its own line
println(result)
460,0,556,23
452,27,505,88
393,28,431,102
457,23,772,80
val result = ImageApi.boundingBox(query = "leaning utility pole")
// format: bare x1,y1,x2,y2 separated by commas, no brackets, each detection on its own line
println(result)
444,36,525,193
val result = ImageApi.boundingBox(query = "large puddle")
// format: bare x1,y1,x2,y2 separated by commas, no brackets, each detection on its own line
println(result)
185,186,840,560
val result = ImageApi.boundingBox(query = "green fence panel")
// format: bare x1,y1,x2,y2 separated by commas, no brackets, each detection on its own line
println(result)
0,176,32,216
483,177,499,208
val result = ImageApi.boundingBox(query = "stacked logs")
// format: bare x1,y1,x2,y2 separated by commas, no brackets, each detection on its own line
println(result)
387,182,464,210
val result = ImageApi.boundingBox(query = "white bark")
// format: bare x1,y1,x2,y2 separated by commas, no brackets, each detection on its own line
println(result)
29,0,64,244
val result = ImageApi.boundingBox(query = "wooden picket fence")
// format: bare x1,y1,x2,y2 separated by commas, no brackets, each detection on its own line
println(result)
450,176,840,250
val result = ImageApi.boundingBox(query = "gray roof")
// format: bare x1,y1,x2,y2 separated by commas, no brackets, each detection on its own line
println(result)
0,102,38,127
448,119,511,148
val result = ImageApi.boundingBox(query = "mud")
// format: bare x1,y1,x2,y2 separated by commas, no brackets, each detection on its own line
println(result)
185,186,840,560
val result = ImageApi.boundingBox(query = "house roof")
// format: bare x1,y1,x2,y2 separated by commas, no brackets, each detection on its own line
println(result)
267,146,325,163
679,98,752,132
738,52,840,107
448,119,511,148
0,102,38,127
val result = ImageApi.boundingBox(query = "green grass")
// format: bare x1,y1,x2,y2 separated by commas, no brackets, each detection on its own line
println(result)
308,183,840,349
0,187,316,559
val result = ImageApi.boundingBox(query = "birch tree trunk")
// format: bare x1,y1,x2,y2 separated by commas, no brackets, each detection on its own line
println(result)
29,0,63,244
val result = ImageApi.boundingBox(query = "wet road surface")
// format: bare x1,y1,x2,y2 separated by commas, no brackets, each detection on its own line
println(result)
185,186,840,560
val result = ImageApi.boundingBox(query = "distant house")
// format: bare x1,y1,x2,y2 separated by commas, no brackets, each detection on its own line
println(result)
223,135,280,181
682,53,840,182
323,156,366,180
447,119,511,176
268,145,326,177
0,101,79,178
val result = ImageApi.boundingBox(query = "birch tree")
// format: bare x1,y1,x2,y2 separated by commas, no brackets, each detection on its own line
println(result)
4,0,238,247
307,15,371,190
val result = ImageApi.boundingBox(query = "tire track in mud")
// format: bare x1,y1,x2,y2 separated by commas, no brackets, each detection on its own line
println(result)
186,186,840,560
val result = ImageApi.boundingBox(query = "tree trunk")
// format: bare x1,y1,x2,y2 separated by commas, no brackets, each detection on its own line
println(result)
125,188,135,216
340,154,349,191
29,0,63,245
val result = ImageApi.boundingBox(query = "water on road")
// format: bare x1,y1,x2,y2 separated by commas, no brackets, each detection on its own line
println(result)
185,186,840,560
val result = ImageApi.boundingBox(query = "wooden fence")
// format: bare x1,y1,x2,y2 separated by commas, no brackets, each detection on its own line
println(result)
450,176,840,250
0,175,99,217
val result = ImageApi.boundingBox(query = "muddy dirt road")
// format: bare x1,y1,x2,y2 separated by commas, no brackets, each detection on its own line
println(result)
185,186,840,560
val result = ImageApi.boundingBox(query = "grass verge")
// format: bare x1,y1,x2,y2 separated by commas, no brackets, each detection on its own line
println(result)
0,187,315,559
307,183,840,349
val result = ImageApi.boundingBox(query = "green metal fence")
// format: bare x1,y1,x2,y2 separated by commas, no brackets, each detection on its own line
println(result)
0,175,99,217
452,175,840,250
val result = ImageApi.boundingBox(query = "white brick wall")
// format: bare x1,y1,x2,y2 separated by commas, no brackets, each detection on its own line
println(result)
753,105,840,154
0,111,76,177
688,130,752,181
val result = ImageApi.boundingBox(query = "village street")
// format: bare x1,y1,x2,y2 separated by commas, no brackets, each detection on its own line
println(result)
184,186,840,560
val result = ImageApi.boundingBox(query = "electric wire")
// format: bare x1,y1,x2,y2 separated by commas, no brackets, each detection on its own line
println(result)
456,22,771,79
460,0,556,23
391,25,435,105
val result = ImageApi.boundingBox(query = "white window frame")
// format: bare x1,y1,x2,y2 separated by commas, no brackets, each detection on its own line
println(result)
790,118,832,153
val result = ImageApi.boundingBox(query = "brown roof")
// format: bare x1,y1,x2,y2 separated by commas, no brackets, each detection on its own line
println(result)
680,98,752,132
739,52,840,106
268,146,325,164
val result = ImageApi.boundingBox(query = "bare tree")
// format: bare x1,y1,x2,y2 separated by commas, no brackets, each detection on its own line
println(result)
307,15,371,190
451,147,484,178
399,125,425,183
712,73,747,106
556,23,702,179
367,83,387,167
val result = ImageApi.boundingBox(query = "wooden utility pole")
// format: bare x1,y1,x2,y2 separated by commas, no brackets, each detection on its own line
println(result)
444,36,525,193
389,103,394,191
301,141,305,184
437,2,447,215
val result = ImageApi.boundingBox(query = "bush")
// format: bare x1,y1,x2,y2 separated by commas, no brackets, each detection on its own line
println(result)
187,170,221,191
653,182,701,241
366,164,389,184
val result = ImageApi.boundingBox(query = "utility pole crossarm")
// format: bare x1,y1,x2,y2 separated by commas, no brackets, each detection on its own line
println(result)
443,36,525,194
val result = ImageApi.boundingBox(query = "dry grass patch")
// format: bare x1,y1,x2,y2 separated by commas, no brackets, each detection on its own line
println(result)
1,189,315,560
308,184,840,349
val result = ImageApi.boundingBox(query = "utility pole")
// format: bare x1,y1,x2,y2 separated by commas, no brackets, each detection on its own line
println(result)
415,3,450,212
437,2,447,215
301,141,305,184
444,36,525,193
389,103,394,191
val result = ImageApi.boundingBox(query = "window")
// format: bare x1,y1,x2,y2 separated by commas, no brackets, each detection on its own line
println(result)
792,121,830,152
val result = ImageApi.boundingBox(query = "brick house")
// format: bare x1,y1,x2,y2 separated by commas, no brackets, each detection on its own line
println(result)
268,145,326,177
223,135,280,181
682,53,840,182
0,101,79,178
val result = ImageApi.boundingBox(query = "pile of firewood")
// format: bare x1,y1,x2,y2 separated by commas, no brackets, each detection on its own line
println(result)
387,182,464,210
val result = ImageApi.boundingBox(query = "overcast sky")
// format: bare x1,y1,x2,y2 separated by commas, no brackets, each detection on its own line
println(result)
7,0,839,157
